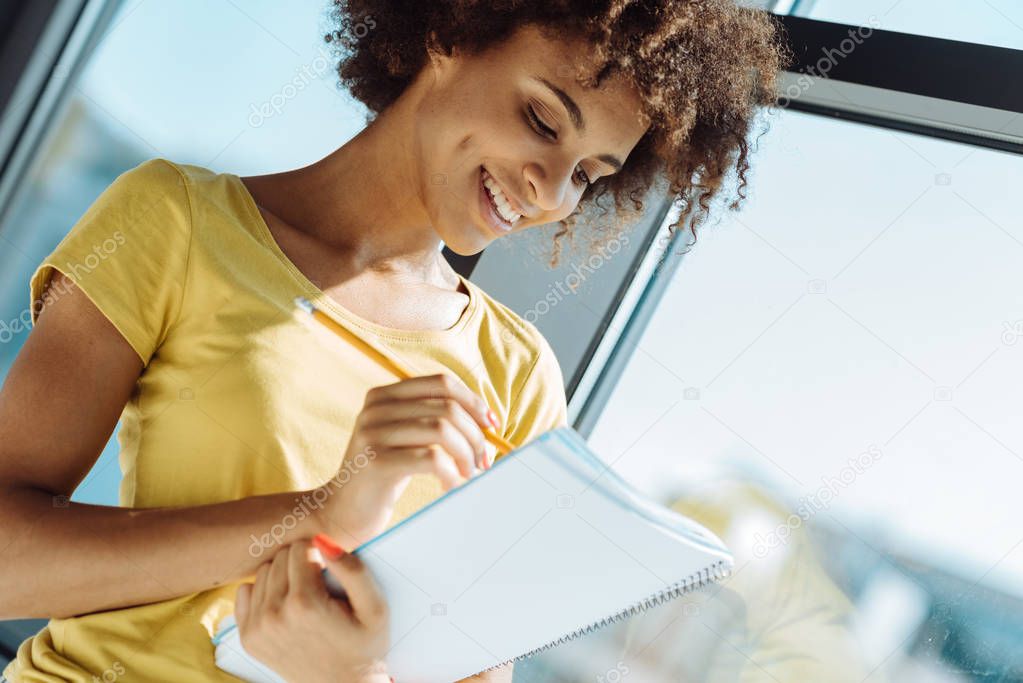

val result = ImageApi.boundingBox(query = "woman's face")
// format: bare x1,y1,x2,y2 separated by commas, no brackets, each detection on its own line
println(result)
412,24,650,255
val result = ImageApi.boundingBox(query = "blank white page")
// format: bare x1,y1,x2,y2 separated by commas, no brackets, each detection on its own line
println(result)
361,427,732,683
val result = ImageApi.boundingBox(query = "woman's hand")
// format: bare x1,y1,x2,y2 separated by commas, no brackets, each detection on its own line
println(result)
317,373,501,549
235,535,391,683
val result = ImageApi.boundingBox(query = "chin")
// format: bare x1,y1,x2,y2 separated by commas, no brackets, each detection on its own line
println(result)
439,232,489,256
436,207,502,255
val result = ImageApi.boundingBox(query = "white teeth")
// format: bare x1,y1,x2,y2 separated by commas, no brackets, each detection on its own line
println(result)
483,172,522,224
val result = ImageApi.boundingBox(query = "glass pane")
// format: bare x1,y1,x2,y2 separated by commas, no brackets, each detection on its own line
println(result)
586,109,1023,680
787,0,1023,50
0,0,368,505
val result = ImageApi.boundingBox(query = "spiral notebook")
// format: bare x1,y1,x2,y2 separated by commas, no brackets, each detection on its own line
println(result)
212,426,732,683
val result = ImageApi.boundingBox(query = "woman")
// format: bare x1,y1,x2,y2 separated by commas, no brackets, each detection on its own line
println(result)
0,0,784,681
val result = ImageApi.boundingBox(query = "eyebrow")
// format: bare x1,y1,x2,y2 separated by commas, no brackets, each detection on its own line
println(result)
531,75,624,173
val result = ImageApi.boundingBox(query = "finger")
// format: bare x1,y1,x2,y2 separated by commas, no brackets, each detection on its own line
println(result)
289,539,327,601
322,551,388,628
360,398,487,470
483,439,499,470
312,534,354,603
365,373,498,435
235,582,252,627
378,445,463,490
264,545,291,607
362,418,476,478
250,561,271,614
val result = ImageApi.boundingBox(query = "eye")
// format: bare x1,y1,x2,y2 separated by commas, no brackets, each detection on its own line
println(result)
526,104,557,139
526,104,591,187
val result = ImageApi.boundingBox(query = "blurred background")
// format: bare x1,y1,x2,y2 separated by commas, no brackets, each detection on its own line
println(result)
0,0,1021,681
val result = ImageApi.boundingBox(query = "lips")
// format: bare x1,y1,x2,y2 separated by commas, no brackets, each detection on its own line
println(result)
478,166,515,234
484,169,525,218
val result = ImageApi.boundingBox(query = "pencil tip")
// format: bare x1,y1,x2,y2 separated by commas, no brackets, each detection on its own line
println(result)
294,296,314,314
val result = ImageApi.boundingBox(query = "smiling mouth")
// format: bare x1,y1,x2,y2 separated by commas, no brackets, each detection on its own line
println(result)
480,167,523,227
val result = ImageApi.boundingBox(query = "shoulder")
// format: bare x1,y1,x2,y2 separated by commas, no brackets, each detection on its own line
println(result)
461,277,566,407
115,157,189,193
108,158,257,242
115,157,228,204
462,279,569,443
83,158,194,229
29,158,203,363
130,157,222,200
463,277,558,367
53,157,198,245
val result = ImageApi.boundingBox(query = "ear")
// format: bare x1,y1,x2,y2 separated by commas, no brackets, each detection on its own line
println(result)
425,31,444,66
425,31,461,75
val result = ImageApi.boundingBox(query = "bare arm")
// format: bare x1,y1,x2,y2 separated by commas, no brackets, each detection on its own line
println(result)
0,272,325,619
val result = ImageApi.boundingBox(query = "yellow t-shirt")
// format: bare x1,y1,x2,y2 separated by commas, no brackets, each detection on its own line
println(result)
5,158,568,683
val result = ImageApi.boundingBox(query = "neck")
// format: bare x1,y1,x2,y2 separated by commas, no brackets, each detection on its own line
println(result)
254,79,449,281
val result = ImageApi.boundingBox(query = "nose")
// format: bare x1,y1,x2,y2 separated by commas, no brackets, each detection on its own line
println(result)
522,157,575,213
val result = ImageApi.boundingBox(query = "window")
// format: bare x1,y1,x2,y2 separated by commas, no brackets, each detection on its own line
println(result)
786,0,1023,50
0,0,367,504
586,108,1023,680
2,0,1021,678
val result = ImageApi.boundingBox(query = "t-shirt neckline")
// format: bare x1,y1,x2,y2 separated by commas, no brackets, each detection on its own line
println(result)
229,172,480,341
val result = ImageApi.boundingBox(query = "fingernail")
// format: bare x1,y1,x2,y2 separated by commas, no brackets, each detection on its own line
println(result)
312,533,345,560
487,409,500,429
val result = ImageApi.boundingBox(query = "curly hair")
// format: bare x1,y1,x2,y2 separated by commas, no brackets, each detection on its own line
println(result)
325,0,788,267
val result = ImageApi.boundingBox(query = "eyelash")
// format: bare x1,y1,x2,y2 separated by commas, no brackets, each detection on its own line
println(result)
526,104,592,186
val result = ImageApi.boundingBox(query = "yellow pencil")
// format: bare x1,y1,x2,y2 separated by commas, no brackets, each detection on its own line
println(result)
294,296,516,457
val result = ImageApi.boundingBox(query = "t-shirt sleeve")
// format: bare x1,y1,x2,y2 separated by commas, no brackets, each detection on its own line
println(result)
503,330,569,449
28,158,192,366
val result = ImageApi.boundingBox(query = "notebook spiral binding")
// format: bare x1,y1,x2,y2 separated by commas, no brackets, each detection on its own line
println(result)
483,558,732,673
